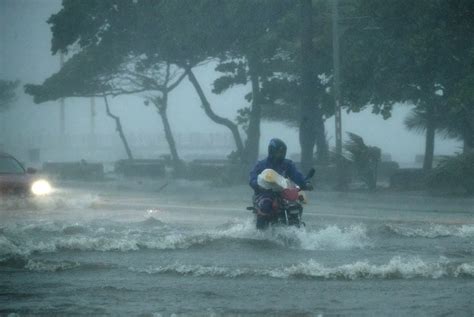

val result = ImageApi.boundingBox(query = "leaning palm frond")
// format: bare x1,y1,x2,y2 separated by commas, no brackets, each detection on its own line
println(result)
404,106,462,140
344,132,381,190
404,108,427,134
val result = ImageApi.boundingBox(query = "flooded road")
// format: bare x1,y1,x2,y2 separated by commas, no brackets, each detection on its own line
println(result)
1,180,473,316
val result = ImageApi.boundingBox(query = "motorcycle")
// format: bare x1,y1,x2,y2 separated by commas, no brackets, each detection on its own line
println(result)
247,168,315,228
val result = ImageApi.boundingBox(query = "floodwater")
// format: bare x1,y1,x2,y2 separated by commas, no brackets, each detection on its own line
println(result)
1,180,473,316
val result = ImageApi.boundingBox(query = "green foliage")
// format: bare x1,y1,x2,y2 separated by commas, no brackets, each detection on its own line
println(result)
427,152,474,195
344,132,381,190
348,0,474,135
28,0,474,177
255,0,335,126
0,80,20,111
24,46,119,103
404,105,461,140
212,61,248,94
404,108,429,135
235,107,250,133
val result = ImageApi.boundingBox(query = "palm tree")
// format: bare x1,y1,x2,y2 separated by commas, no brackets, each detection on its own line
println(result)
344,132,381,190
0,80,19,145
405,103,472,171
404,103,446,171
405,106,435,171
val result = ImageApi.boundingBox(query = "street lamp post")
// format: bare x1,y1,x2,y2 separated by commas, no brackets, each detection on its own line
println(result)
332,0,342,159
59,53,65,138
332,0,345,189
90,97,96,134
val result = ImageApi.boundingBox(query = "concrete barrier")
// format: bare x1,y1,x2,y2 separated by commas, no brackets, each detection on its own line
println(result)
186,159,231,180
114,159,165,178
42,161,104,180
390,168,426,190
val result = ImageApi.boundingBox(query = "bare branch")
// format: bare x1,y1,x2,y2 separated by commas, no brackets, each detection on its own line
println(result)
167,70,187,92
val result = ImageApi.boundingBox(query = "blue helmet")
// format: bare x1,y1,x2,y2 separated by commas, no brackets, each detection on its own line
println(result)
268,138,287,163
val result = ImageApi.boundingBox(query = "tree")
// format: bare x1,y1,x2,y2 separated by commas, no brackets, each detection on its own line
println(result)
446,73,474,153
24,47,141,160
299,0,327,171
211,1,298,167
25,44,190,168
225,0,334,170
344,132,381,190
103,95,134,160
46,0,249,164
0,79,20,144
342,0,474,169
140,60,187,171
46,0,336,170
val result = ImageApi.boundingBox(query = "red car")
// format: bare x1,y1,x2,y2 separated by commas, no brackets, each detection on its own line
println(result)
0,152,52,197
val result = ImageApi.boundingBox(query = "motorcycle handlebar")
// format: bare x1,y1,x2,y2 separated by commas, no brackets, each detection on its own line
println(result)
305,168,315,181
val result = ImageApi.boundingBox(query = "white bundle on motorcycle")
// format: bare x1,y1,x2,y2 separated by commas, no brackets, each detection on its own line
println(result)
257,169,308,203
257,169,290,191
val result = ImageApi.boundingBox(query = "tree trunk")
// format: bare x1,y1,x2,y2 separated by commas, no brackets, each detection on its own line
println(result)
314,114,328,163
186,67,245,161
103,96,134,160
155,91,183,173
462,109,474,154
243,55,262,167
423,106,436,171
299,0,318,173
463,132,474,154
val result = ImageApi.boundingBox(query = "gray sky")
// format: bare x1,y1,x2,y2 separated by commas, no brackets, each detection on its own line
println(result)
0,0,462,164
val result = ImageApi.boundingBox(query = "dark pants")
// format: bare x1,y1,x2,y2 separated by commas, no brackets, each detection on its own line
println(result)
254,192,276,230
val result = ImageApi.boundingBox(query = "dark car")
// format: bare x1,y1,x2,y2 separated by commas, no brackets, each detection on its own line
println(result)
0,152,51,197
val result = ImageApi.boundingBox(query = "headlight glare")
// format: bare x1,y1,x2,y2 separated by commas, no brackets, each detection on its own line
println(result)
31,179,52,196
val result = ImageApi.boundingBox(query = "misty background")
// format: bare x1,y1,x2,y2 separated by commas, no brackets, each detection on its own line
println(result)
0,0,462,166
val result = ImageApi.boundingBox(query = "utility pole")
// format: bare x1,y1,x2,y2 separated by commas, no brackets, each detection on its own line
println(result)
332,0,346,189
90,97,96,134
89,96,96,149
332,0,342,158
59,53,65,138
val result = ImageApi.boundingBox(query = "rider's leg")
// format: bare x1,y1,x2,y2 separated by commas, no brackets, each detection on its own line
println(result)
255,194,274,230
256,216,269,230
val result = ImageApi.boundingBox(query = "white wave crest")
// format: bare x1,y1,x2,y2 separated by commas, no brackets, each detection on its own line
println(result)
133,256,471,280
202,220,370,250
0,236,21,256
25,259,80,272
387,224,474,238
454,263,474,277
458,225,474,237
134,263,251,278
295,224,370,250
278,256,449,279
0,220,371,256
0,231,217,256
55,236,140,252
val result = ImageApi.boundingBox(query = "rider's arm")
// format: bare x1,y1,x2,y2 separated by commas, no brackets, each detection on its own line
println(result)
287,161,307,188
249,161,263,191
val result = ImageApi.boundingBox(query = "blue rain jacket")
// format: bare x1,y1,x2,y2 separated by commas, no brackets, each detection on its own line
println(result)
249,158,306,194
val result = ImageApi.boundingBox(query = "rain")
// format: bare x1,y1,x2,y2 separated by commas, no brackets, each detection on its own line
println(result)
1,0,473,315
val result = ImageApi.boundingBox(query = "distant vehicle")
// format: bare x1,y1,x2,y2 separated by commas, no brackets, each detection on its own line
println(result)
0,152,52,197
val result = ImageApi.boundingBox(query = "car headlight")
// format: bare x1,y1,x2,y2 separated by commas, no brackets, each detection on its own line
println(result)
31,179,52,196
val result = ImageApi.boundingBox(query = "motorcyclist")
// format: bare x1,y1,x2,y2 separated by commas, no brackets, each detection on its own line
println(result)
249,138,313,229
